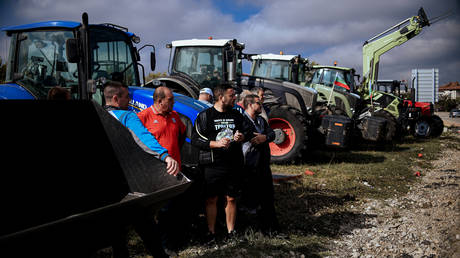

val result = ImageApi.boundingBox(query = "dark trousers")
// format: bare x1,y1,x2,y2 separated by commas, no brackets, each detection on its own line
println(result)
157,166,205,250
241,163,279,232
112,211,168,258
257,165,279,231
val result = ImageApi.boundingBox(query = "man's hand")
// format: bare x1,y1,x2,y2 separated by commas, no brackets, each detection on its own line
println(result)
233,130,244,142
210,138,231,149
218,137,231,149
165,156,179,176
250,132,267,145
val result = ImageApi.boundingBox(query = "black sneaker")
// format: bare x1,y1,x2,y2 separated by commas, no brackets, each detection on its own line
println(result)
202,231,217,246
225,230,240,244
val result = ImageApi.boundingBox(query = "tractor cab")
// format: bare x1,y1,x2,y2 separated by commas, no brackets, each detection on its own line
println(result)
250,53,308,84
164,39,244,91
2,20,150,103
306,65,361,118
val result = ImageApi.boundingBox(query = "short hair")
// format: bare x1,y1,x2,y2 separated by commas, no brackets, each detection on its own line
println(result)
237,90,251,102
48,86,70,100
213,83,234,99
153,86,171,104
103,80,126,102
250,86,264,95
243,94,259,109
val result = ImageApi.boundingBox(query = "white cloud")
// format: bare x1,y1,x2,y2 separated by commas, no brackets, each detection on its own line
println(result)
1,0,459,85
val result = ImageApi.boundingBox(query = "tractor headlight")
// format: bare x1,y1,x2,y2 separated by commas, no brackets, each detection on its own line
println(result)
132,35,140,44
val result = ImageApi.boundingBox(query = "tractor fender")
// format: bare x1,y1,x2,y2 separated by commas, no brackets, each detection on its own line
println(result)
146,75,200,99
243,76,317,116
0,83,36,99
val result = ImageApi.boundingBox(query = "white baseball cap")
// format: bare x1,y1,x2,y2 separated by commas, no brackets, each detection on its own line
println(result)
200,88,213,97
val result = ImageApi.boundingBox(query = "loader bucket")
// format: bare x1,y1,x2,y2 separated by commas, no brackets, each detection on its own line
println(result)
0,100,191,256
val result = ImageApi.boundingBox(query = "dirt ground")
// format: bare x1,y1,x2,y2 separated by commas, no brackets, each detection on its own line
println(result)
326,133,460,257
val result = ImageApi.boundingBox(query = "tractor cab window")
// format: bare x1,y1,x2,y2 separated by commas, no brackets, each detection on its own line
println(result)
309,68,322,84
14,30,78,99
320,69,353,93
174,46,223,89
253,60,290,81
89,27,138,87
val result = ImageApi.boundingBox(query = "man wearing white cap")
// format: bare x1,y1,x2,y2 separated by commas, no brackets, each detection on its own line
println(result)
198,88,214,107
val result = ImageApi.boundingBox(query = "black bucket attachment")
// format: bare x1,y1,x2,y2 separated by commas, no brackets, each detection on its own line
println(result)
360,115,387,141
0,100,190,256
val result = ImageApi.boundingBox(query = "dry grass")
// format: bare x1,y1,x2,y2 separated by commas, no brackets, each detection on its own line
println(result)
95,133,460,257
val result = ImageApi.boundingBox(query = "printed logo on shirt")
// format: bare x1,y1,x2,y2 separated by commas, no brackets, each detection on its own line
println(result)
153,120,159,124
213,118,235,130
172,118,176,123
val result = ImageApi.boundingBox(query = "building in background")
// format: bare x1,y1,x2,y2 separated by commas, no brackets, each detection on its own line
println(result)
411,68,439,103
439,81,460,100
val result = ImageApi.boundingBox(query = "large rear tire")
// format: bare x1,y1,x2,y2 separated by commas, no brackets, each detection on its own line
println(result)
429,115,444,137
374,110,401,141
268,105,308,164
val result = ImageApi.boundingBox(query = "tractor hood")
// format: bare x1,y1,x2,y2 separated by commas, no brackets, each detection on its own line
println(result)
0,83,35,100
241,75,317,115
128,86,206,121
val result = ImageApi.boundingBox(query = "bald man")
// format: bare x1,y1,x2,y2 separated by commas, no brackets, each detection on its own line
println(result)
137,86,186,170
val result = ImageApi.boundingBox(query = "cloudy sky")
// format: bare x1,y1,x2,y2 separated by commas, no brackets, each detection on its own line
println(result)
1,0,459,85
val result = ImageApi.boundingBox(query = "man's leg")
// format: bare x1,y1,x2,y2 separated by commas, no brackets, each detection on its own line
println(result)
225,195,237,233
205,196,218,233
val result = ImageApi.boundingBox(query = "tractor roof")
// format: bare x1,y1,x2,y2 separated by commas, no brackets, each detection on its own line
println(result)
2,21,81,32
312,65,354,71
251,53,297,61
2,21,135,38
171,39,245,49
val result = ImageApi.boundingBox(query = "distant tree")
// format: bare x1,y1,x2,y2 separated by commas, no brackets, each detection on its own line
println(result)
436,94,460,111
145,71,167,82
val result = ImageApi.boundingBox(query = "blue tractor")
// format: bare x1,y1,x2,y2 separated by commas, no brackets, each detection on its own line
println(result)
0,13,204,256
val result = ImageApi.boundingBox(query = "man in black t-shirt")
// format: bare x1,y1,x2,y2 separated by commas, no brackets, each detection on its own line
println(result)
192,83,250,238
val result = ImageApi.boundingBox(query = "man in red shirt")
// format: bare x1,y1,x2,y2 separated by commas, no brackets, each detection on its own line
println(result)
137,86,186,169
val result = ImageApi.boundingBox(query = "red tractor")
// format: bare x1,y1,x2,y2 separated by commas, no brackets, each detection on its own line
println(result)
377,80,443,137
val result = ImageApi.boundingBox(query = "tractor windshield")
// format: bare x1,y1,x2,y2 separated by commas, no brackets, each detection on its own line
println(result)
173,46,223,89
308,68,355,93
12,30,78,99
89,26,139,86
253,60,290,81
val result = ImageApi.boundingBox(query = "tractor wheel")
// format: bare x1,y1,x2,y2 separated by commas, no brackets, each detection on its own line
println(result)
414,118,432,138
374,110,401,141
268,105,308,164
429,115,444,137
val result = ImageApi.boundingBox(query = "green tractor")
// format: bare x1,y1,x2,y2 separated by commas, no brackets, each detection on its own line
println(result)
356,7,440,139
250,53,388,146
250,54,361,118
251,7,443,142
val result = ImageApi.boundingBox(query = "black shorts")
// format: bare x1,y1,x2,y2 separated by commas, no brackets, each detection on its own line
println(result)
203,166,241,198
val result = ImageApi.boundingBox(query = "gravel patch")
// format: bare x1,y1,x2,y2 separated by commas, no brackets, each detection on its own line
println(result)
327,136,460,257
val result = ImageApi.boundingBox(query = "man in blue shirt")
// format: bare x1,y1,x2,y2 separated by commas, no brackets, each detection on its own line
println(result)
103,80,178,258
103,81,179,175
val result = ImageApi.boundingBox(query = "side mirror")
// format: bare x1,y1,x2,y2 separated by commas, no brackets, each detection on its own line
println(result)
150,52,156,71
66,39,80,63
138,44,156,72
